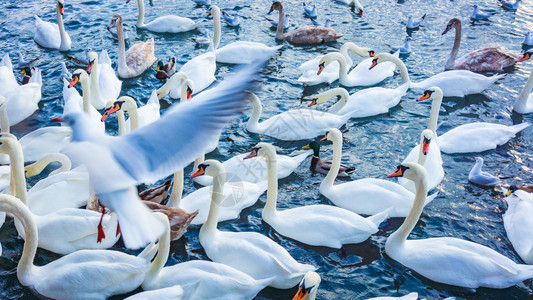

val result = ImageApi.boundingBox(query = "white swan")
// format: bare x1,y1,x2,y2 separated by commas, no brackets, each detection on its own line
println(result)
125,286,185,300
367,292,419,300
193,150,310,186
319,128,438,217
409,70,504,98
513,66,533,114
192,159,316,289
24,153,90,216
386,162,533,288
130,0,197,33
64,69,105,133
0,193,157,299
292,271,321,300
101,94,160,135
141,212,271,298
397,88,445,193
0,133,119,254
170,166,266,225
0,54,17,95
318,51,398,87
246,93,350,141
33,0,71,51
2,67,42,127
109,14,157,79
172,47,215,96
298,42,374,86
308,55,408,117
87,51,122,110
210,6,282,64
418,87,531,154
503,190,533,264
246,143,387,248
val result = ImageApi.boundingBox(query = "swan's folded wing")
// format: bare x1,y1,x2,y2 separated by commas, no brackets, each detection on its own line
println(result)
109,58,266,185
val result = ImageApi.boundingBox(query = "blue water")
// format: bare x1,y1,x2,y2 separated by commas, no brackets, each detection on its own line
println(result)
1,0,533,298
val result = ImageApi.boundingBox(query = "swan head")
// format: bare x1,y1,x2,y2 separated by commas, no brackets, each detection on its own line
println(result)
506,184,518,196
442,18,460,35
57,0,65,15
101,100,126,122
303,141,320,156
388,162,427,185
68,69,89,88
304,88,348,107
417,86,443,102
244,142,276,162
518,51,532,62
369,53,395,69
293,271,321,300
191,159,224,178
318,53,345,75
420,129,433,156
109,14,122,30
208,5,220,17
0,133,19,155
269,1,283,14
86,52,98,74
320,128,342,143
181,79,195,100
0,96,6,107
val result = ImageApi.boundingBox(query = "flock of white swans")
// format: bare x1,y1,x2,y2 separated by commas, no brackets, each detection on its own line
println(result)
1,0,533,299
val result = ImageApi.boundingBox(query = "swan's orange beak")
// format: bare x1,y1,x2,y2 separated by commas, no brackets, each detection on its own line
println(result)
369,58,378,70
207,11,212,16
59,3,64,15
244,147,259,159
422,137,430,155
51,117,64,123
358,10,363,17
101,103,122,122
292,286,309,300
191,164,207,178
417,91,432,101
86,60,94,74
388,165,406,177
369,50,375,57
68,75,79,88
317,62,325,75
518,52,531,62
307,98,317,107
187,87,193,100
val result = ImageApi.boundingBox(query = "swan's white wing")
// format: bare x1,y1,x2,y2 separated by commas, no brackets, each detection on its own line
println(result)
108,60,263,185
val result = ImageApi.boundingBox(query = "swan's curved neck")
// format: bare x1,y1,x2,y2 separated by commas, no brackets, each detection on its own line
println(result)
136,0,146,27
80,74,91,114
201,166,226,236
116,18,129,74
262,147,278,215
446,22,462,70
56,3,69,51
247,94,262,130
117,110,126,135
330,53,349,83
386,55,410,84
168,170,184,208
428,94,443,134
212,7,221,50
143,214,170,290
3,138,28,205
122,98,140,131
275,7,286,40
0,101,9,133
325,88,350,114
321,133,342,190
26,153,72,177
0,195,37,286
388,173,428,246
515,69,533,112
90,58,101,104
157,73,187,99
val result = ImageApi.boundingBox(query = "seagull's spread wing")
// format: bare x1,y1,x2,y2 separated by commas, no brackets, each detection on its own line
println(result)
108,58,266,184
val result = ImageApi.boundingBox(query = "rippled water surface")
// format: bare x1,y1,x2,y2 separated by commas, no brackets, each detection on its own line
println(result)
1,0,533,298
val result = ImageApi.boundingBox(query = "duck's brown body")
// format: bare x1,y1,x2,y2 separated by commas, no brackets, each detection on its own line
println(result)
139,179,172,203
285,26,343,45
310,155,354,178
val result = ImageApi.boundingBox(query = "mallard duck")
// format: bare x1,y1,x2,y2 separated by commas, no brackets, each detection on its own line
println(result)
20,66,37,85
506,184,533,196
155,58,176,80
303,141,354,178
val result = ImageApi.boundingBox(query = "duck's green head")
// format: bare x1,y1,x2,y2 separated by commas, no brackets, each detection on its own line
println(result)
155,61,164,71
303,141,320,157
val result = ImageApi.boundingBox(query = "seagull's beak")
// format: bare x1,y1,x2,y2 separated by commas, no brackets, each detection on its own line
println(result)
51,117,64,123
317,62,325,75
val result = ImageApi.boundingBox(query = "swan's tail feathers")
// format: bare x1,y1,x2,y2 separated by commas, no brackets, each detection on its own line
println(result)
146,90,160,106
0,53,12,70
34,15,43,25
489,73,506,83
271,45,284,52
100,188,166,249
29,68,42,85
293,151,312,164
424,191,439,206
137,241,159,261
367,207,391,227
99,50,112,65
511,122,530,134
